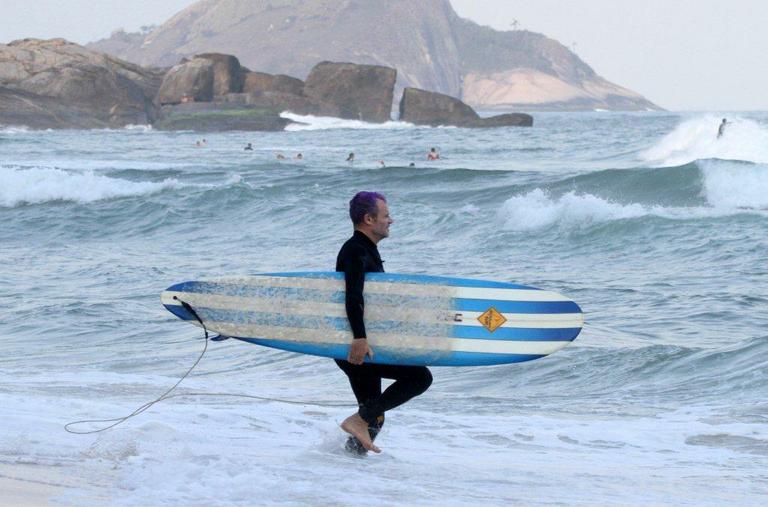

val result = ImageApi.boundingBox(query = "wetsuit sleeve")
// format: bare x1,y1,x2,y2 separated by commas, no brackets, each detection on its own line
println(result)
343,250,367,339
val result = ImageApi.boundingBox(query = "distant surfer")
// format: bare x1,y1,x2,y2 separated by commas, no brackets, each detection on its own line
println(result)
244,142,253,151
346,152,355,163
275,152,286,160
427,147,440,160
717,118,728,139
336,192,432,454
295,153,303,160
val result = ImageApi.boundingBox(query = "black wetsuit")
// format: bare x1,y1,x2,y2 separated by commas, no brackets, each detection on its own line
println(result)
335,230,432,449
718,122,727,138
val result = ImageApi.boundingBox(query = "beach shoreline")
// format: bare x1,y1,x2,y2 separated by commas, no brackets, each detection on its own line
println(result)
0,463,67,506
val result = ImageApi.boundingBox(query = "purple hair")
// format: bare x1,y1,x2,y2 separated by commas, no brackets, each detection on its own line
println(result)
349,191,387,225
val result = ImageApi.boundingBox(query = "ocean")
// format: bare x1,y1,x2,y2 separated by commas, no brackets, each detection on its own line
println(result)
1,111,767,505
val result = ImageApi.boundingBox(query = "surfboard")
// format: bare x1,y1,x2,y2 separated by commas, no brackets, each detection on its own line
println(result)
161,272,583,366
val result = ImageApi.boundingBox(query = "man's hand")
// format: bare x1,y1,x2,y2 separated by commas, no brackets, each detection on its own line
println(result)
348,338,374,365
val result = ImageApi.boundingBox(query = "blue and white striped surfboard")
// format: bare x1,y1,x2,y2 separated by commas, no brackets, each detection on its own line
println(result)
161,272,583,366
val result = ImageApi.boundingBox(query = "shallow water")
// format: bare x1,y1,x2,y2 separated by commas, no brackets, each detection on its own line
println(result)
1,112,767,505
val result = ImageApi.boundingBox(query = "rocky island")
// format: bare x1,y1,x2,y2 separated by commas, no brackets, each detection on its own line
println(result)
0,39,531,131
0,0,661,130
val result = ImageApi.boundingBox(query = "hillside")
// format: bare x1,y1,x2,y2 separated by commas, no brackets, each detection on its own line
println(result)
88,0,660,111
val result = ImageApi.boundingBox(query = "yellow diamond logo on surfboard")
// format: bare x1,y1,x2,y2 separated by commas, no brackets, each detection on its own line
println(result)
478,307,506,332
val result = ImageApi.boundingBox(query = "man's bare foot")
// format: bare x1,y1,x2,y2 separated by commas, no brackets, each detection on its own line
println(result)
341,414,381,453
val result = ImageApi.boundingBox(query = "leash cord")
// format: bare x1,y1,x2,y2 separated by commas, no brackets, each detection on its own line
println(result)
64,298,353,435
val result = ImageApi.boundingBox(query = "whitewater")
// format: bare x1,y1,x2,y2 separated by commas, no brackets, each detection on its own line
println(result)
1,112,767,505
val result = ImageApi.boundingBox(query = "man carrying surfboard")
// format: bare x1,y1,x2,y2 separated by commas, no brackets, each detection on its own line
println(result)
336,191,433,454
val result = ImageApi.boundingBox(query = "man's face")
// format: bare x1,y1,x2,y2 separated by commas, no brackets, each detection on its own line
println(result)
367,200,393,241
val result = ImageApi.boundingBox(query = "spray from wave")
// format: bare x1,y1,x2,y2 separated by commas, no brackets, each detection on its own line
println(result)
280,112,417,131
641,115,768,166
700,159,768,209
123,124,153,132
0,125,31,134
0,166,185,207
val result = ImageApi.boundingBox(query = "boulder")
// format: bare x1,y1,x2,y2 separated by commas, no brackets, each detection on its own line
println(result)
271,75,305,96
243,71,304,96
0,38,162,128
242,71,273,94
222,91,334,116
399,87,478,126
304,62,396,123
0,87,100,129
399,88,532,127
156,58,214,105
195,53,244,95
473,113,533,128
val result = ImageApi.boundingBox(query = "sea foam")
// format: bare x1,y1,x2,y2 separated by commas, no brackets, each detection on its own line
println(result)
0,165,185,207
700,160,768,209
280,112,417,131
0,125,30,134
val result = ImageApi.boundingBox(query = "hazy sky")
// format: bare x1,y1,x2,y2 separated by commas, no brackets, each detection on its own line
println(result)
2,0,766,111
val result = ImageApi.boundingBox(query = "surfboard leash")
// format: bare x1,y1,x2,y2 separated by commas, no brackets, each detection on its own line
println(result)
64,298,352,435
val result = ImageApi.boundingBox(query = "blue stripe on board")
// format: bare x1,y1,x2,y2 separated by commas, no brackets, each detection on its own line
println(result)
167,305,581,341
165,303,195,322
436,351,546,367
455,298,581,314
453,325,581,341
258,271,539,290
233,337,547,366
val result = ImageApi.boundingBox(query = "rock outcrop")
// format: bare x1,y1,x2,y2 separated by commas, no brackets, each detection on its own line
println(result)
399,87,478,127
0,39,530,130
196,53,244,96
157,58,398,126
88,0,661,111
399,88,532,128
0,38,164,128
473,112,533,128
0,87,104,129
243,72,304,96
157,53,252,105
303,62,396,123
156,57,215,105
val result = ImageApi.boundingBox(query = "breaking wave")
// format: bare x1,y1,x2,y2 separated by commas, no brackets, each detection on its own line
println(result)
0,165,186,207
642,115,768,166
496,159,768,230
281,112,417,131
